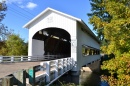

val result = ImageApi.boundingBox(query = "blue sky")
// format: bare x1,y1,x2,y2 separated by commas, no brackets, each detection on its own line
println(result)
2,0,94,42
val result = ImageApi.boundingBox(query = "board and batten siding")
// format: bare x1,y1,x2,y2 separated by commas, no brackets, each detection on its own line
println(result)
76,23,100,71
28,10,77,56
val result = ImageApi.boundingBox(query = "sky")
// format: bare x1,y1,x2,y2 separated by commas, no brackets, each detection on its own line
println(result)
1,0,94,42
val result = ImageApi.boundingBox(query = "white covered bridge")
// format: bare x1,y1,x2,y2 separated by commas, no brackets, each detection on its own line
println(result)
23,7,101,75
0,8,101,86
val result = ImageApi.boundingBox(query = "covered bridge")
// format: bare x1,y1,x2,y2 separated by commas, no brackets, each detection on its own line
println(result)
23,7,100,75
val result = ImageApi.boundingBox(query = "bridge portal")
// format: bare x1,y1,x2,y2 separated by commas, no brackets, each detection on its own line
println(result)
32,27,71,57
23,7,100,75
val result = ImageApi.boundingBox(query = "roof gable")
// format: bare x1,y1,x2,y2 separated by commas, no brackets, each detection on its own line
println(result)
23,7,100,43
23,7,81,28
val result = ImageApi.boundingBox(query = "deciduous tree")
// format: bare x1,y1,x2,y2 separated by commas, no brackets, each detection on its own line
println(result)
88,0,112,42
1,34,28,56
0,1,11,41
89,0,130,85
88,0,130,56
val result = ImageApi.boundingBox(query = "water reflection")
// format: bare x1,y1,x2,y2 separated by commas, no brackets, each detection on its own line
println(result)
53,71,101,86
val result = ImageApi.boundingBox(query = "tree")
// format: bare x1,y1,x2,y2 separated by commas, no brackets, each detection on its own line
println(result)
88,0,130,56
0,1,11,41
88,0,130,85
88,0,112,42
2,34,28,56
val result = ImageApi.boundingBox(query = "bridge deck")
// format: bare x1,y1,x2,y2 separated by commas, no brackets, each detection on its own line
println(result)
0,61,42,78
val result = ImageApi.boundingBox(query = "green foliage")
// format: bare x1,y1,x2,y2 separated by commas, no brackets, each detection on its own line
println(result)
89,0,130,56
0,34,28,56
89,0,130,85
0,1,12,41
0,1,7,22
101,54,130,85
88,0,112,41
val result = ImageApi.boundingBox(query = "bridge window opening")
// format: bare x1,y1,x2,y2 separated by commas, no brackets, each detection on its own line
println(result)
82,45,100,56
33,28,71,59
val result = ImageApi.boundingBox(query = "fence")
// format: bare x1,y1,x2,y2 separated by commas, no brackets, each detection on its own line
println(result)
0,57,75,86
0,55,67,63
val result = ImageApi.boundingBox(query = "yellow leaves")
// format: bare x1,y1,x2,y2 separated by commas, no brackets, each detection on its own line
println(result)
119,39,125,45
89,16,103,29
89,0,130,55
101,53,130,85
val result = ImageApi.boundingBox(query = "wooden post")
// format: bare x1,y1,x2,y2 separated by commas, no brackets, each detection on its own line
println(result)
54,60,58,79
2,76,13,86
59,59,63,75
63,58,67,72
40,62,46,71
0,56,3,63
72,58,75,69
67,58,70,70
11,57,14,62
13,70,26,86
70,58,72,69
28,67,35,86
21,56,23,62
28,56,31,61
46,61,50,83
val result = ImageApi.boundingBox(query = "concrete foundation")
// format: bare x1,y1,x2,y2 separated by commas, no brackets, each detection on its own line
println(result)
81,60,101,73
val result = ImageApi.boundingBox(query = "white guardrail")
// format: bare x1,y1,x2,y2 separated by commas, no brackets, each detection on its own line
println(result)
0,55,68,63
38,57,75,86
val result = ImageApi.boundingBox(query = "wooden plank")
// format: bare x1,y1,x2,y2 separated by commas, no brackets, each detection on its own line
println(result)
13,70,26,86
1,76,13,86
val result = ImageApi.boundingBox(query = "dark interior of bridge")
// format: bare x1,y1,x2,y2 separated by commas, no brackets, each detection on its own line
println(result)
33,28,71,57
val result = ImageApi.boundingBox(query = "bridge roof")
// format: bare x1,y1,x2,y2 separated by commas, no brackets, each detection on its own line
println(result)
23,7,100,43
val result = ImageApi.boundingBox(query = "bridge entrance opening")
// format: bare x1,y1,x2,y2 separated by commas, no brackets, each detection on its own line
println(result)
32,27,71,58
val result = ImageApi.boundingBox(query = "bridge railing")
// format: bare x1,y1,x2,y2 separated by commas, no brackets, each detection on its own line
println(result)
0,55,68,63
0,57,75,86
38,57,74,85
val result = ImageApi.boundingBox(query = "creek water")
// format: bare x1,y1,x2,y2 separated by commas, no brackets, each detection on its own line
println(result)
52,71,102,86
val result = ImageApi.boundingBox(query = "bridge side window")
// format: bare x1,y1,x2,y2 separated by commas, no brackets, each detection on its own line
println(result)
87,48,90,55
93,50,96,55
82,46,89,56
82,45,100,56
89,49,92,55
98,50,100,55
82,46,86,56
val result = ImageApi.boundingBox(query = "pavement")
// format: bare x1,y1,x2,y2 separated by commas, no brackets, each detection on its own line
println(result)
0,61,43,78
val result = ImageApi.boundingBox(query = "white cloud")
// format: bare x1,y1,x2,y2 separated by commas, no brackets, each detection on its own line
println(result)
6,0,24,4
6,0,37,10
26,2,37,10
